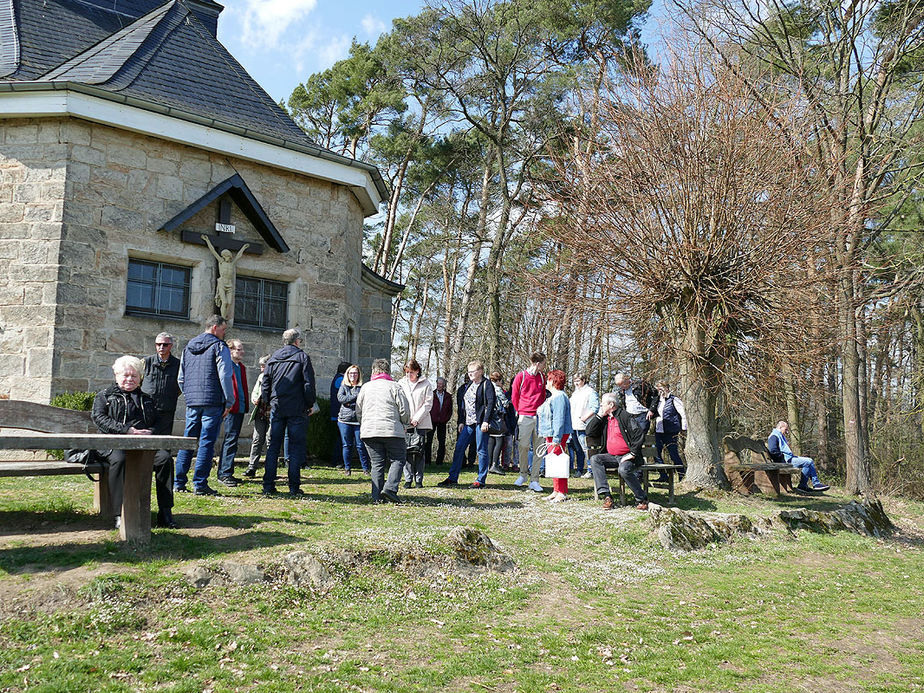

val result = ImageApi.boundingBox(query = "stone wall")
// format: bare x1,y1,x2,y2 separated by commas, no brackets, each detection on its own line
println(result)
0,118,67,402
360,268,400,372
0,116,396,424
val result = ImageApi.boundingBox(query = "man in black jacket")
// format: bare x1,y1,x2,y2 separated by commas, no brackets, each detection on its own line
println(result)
438,360,496,488
260,328,316,497
586,392,648,510
614,372,658,436
141,332,181,435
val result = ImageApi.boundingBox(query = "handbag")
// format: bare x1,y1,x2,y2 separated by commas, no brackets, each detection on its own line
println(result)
544,451,570,479
405,426,424,453
64,448,107,482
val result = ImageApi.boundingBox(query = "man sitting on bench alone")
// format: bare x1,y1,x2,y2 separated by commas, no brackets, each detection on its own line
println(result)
587,393,647,510
767,420,830,493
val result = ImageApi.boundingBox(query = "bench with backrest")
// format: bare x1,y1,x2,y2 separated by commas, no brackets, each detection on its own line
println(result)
0,399,110,515
589,434,685,505
722,434,800,496
0,399,197,543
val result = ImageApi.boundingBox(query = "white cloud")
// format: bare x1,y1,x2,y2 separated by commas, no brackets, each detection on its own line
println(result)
235,0,319,49
361,14,387,38
317,34,352,68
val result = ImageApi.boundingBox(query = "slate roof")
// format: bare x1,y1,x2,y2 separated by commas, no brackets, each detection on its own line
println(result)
0,0,387,203
1,0,315,148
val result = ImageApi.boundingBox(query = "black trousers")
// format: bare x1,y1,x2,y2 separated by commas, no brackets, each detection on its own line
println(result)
430,422,448,465
152,408,176,436
103,448,174,520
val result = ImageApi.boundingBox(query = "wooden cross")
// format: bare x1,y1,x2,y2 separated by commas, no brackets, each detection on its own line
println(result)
180,196,264,254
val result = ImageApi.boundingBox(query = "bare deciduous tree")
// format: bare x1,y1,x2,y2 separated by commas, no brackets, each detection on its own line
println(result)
548,53,834,487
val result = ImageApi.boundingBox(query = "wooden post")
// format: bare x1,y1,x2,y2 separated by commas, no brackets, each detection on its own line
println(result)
120,450,154,544
93,467,111,517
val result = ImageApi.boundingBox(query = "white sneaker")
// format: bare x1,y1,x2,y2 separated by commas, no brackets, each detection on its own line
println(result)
545,491,558,501
528,481,543,493
514,475,526,486
551,492,568,503
580,471,592,479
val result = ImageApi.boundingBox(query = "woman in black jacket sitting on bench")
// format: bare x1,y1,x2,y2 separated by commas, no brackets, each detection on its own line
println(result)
92,355,176,529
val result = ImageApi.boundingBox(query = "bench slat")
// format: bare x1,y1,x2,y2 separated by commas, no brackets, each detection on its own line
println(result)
0,400,94,433
0,461,106,476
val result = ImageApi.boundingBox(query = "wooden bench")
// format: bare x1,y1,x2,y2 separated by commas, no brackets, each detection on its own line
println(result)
722,434,800,496
0,399,196,544
0,400,111,514
590,436,686,505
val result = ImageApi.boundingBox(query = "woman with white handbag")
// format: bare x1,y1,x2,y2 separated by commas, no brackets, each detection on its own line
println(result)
536,369,573,502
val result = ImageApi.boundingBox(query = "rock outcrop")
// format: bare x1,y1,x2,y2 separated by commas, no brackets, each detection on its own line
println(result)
778,498,894,537
446,527,516,572
649,504,770,551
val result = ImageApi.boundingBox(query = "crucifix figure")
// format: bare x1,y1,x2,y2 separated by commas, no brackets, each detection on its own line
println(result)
203,235,249,322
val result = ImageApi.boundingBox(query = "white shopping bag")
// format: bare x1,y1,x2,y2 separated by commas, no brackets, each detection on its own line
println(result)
544,452,570,479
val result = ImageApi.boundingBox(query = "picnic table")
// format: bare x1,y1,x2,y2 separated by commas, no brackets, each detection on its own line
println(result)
0,409,196,545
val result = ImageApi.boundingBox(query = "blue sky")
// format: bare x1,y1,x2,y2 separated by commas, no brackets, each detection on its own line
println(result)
217,0,668,105
218,1,426,104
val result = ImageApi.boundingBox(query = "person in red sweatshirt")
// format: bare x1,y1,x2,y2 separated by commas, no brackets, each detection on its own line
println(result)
511,352,548,492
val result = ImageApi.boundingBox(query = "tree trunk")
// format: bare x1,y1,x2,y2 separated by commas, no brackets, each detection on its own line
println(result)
841,273,871,495
677,322,727,489
813,362,830,471
783,367,802,456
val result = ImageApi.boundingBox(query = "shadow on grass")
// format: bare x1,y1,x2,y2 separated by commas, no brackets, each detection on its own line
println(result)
0,511,314,573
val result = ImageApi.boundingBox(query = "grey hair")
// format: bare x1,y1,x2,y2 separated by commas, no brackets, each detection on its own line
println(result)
155,332,174,344
282,328,301,345
112,355,145,379
205,314,226,329
259,355,270,366
371,358,390,375
601,392,619,406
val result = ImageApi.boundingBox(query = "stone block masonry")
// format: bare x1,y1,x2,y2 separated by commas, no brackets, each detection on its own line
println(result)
0,116,398,422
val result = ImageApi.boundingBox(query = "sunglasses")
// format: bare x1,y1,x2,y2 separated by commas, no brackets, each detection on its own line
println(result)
155,343,171,347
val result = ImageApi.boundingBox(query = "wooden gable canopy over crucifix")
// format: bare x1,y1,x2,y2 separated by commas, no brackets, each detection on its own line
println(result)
159,173,290,254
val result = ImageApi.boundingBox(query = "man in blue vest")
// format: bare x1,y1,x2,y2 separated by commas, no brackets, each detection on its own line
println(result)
174,315,235,496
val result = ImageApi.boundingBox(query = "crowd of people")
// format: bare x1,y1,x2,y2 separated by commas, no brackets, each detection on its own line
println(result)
89,316,830,527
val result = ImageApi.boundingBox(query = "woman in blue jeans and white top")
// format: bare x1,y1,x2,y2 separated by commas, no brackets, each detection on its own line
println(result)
337,364,371,475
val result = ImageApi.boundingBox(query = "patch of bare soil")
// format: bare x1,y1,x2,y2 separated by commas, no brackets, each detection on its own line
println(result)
0,562,131,619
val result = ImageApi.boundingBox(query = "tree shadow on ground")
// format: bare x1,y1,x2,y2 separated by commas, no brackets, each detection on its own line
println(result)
0,511,313,573
767,493,863,513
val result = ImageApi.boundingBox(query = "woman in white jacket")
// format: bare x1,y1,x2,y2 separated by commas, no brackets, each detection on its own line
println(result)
356,359,410,503
398,358,434,488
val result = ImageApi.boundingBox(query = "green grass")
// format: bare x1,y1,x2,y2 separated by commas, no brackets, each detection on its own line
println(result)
1,465,922,692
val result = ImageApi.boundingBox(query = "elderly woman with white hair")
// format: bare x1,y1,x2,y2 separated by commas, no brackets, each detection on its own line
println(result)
92,355,177,529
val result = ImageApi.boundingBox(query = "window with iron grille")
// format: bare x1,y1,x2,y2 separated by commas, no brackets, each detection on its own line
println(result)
126,259,190,318
235,276,288,329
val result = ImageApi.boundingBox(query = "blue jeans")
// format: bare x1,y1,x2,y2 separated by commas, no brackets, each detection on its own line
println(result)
264,413,307,492
218,411,245,479
569,429,587,473
791,456,820,487
655,431,684,468
174,405,224,491
449,424,489,484
337,421,370,472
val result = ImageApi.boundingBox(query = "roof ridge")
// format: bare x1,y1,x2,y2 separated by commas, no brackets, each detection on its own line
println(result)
0,0,19,78
41,1,175,83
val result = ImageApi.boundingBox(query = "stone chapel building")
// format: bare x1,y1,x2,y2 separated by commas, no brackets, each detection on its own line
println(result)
0,0,401,408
